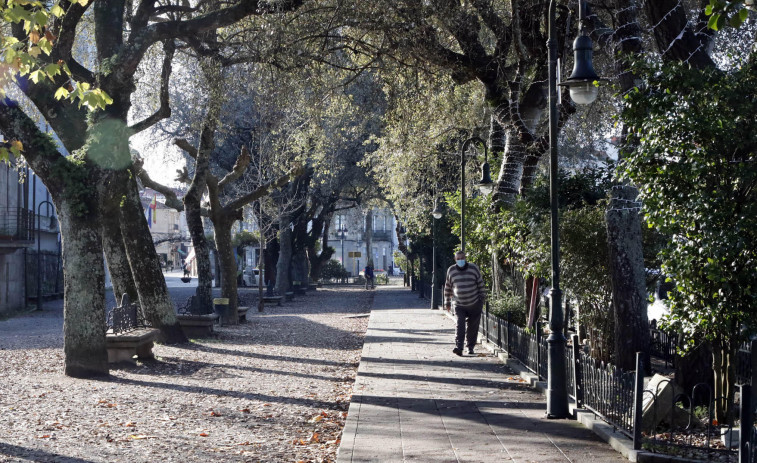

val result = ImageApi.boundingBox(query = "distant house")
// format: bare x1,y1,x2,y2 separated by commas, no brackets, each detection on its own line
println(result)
330,206,398,276
140,187,191,271
0,160,61,314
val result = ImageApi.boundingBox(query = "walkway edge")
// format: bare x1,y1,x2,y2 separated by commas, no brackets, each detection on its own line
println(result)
440,309,647,462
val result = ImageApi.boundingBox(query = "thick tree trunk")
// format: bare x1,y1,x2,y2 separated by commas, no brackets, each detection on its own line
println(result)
308,213,333,281
606,185,650,370
214,217,239,324
276,213,293,295
185,201,213,312
119,176,187,343
101,211,138,304
59,201,109,378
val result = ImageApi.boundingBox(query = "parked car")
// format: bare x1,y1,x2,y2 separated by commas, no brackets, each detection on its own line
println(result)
241,268,260,286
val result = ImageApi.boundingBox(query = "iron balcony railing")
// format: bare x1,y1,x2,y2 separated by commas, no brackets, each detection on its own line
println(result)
0,207,34,242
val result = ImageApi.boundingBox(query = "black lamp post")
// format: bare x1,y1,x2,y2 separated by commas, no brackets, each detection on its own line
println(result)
337,225,348,269
36,200,55,310
459,136,496,253
546,0,603,419
431,201,443,310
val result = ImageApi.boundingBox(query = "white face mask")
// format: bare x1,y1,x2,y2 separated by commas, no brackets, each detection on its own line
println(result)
456,259,466,267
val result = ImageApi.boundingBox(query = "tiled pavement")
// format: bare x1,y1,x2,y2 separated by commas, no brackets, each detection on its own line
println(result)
337,285,627,462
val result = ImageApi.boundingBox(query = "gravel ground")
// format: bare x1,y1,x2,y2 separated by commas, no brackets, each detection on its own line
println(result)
0,285,373,463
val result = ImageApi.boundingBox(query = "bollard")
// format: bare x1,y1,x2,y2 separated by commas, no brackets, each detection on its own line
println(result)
213,298,230,325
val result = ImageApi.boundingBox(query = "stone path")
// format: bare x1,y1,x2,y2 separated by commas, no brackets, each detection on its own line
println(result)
338,286,627,462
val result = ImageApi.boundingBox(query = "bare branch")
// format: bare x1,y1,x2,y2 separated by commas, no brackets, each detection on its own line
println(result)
218,145,252,190
129,40,176,134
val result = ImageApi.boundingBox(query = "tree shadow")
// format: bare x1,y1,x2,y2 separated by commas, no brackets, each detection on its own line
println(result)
174,343,359,368
119,355,350,383
0,442,97,463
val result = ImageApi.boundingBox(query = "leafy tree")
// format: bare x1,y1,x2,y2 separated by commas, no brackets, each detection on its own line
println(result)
621,57,757,422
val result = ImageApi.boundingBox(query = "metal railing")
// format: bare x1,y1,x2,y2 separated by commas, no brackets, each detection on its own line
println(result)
649,328,677,368
480,310,754,460
0,207,34,242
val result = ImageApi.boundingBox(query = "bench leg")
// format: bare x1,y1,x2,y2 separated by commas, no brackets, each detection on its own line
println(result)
135,341,155,360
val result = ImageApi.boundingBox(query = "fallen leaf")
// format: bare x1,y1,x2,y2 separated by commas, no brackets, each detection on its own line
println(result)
199,432,209,437
310,432,320,443
37,435,51,439
240,408,251,413
124,422,136,427
129,435,149,440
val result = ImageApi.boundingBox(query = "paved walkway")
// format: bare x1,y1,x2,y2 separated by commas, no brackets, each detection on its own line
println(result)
337,285,626,463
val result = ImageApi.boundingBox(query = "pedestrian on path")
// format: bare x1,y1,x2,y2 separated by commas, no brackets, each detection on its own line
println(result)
444,250,486,356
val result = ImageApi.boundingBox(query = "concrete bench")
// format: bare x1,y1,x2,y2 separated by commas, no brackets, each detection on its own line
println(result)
106,327,159,363
262,296,282,306
176,295,220,337
238,306,250,323
285,291,294,301
106,294,159,364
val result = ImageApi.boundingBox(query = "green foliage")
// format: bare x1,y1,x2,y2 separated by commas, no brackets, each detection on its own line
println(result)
488,291,527,325
232,230,261,248
620,58,757,346
1,0,111,110
320,259,348,280
705,0,753,30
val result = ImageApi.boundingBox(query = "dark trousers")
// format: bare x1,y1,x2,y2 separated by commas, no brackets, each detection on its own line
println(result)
454,305,482,351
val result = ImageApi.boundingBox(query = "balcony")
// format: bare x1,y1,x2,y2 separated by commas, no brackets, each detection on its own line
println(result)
371,230,393,242
0,208,35,246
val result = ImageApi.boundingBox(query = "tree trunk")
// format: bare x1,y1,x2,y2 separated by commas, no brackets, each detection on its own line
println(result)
101,210,138,304
276,213,293,295
59,201,109,378
214,216,238,324
606,185,650,370
118,175,187,343
185,200,213,312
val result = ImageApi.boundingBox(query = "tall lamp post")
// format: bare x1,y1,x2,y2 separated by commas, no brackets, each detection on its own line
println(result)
337,225,348,268
431,200,444,310
36,200,55,310
459,136,496,253
546,0,603,419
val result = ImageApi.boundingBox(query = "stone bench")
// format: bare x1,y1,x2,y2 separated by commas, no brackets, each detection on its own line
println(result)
177,313,219,337
106,294,159,364
262,296,282,306
176,295,219,337
238,306,249,323
285,291,294,301
106,327,159,363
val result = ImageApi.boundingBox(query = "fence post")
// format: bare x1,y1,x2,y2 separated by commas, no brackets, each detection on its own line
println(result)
497,310,502,350
484,301,489,341
633,352,644,451
571,333,583,409
505,311,511,354
739,383,751,463
536,321,542,380
751,340,757,416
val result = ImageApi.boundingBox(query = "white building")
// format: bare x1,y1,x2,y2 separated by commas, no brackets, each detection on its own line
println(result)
330,206,398,276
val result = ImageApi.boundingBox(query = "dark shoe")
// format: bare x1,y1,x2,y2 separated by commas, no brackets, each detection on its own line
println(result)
452,347,463,356
468,349,475,355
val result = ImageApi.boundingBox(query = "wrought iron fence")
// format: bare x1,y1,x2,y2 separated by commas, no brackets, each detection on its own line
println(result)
581,352,636,437
0,207,34,241
479,310,754,461
649,328,677,368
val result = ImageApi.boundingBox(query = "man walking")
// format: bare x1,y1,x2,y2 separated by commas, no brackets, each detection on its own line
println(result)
444,250,486,356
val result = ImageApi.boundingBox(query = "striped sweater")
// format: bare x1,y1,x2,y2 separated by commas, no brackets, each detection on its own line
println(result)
443,262,485,310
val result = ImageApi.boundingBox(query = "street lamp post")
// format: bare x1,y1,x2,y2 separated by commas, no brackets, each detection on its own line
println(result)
459,137,496,253
36,200,55,310
546,0,602,419
431,201,444,310
337,225,348,268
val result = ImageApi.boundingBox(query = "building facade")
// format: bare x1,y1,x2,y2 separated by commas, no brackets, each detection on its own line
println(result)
329,206,398,276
